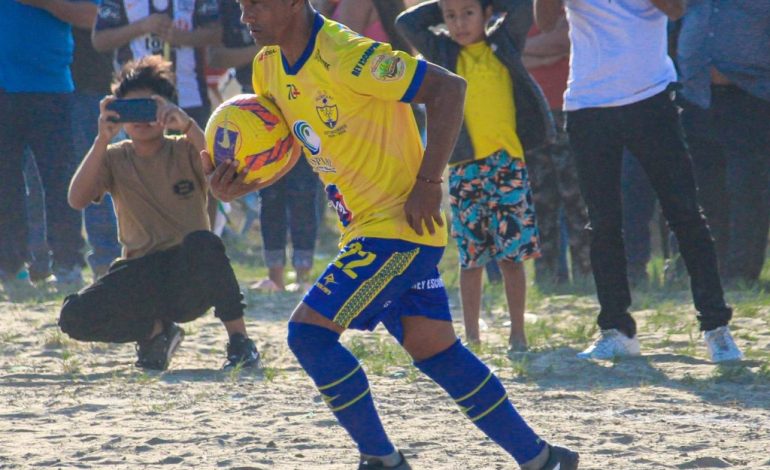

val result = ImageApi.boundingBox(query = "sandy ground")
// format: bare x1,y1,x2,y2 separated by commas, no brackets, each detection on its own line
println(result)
1,290,769,470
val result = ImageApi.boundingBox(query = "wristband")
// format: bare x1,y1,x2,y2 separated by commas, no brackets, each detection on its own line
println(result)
416,174,444,184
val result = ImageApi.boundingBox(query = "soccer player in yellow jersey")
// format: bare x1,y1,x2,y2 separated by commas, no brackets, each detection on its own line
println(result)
204,1,578,469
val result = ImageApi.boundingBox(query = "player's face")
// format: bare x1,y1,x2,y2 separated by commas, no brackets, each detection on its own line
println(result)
238,0,297,46
439,0,492,46
121,88,165,142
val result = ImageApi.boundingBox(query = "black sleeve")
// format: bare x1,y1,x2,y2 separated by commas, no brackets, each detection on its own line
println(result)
490,0,533,53
395,0,444,60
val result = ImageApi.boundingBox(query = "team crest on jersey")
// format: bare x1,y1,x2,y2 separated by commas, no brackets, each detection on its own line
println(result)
315,92,338,129
371,55,406,82
292,121,321,155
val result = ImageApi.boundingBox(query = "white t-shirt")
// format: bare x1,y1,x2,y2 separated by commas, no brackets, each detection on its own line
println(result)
563,0,677,111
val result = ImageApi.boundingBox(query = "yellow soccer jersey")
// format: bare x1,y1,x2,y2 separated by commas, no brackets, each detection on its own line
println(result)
252,13,446,248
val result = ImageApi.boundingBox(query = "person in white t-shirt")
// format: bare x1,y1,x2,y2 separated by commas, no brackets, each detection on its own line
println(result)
534,0,743,363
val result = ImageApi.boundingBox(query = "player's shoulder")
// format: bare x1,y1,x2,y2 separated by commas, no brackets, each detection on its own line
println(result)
317,16,387,75
254,45,280,66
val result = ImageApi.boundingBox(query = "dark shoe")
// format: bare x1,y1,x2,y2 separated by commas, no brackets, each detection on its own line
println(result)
542,445,579,470
135,323,185,371
359,451,411,469
223,333,260,369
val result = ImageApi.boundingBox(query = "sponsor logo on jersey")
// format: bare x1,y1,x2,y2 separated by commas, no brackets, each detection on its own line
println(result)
326,184,353,227
351,42,381,76
314,49,330,70
292,120,321,155
287,84,301,100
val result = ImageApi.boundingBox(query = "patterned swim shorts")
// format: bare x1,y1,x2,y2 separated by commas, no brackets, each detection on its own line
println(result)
449,150,541,269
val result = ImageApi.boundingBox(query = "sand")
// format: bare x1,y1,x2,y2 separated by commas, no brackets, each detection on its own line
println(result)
1,290,769,469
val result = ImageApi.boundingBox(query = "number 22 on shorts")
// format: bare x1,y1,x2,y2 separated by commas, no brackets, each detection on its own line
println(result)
333,243,376,279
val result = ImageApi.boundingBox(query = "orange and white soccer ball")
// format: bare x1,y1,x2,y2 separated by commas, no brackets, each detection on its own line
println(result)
205,94,299,185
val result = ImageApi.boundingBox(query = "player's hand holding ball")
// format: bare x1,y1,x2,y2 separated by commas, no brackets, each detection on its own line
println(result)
201,94,301,202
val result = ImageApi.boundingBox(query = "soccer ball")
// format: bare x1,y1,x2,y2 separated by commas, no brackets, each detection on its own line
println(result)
205,94,298,185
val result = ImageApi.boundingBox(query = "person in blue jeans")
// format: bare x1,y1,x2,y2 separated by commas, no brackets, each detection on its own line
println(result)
72,20,122,279
676,0,770,285
0,0,92,285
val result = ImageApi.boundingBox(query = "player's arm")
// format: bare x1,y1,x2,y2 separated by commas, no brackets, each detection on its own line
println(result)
404,62,466,236
69,96,121,210
650,0,686,20
533,0,563,32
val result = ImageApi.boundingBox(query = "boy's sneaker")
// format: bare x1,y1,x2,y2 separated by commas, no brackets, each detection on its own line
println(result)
359,451,411,469
135,323,185,371
704,326,743,363
577,329,641,360
223,333,260,369
541,445,579,470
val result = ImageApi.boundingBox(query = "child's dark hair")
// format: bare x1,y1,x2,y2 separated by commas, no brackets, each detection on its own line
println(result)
440,0,492,8
112,56,178,102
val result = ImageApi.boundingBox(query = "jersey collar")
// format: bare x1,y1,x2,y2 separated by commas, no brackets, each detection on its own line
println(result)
281,12,324,76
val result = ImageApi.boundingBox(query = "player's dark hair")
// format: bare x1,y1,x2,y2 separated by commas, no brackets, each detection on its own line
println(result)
112,56,178,102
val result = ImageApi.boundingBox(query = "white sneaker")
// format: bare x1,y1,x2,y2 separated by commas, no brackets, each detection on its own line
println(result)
577,329,641,360
704,326,743,362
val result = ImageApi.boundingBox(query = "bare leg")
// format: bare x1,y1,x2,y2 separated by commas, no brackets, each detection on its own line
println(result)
268,265,285,291
223,317,248,337
460,266,484,345
499,260,527,350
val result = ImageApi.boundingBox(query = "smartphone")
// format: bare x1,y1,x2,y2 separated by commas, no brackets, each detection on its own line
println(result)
106,98,158,123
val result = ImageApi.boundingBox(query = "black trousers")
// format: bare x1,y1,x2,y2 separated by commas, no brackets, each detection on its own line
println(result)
59,231,245,343
566,87,732,337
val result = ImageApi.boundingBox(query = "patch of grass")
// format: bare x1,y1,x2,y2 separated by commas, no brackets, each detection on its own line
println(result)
562,321,597,345
262,366,280,382
346,336,412,376
60,350,82,375
44,330,71,349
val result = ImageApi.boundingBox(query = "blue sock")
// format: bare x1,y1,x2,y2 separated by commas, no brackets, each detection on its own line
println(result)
287,322,395,457
414,339,545,464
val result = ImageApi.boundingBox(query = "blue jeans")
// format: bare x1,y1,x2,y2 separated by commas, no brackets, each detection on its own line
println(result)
72,92,121,271
259,157,320,269
0,92,84,274
567,87,732,336
711,86,770,283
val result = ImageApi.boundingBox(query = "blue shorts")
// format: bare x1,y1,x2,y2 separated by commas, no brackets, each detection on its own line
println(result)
303,238,452,343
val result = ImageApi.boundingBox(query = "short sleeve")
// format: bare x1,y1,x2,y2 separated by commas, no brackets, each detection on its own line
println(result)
194,0,219,25
93,145,117,202
335,40,427,103
251,48,273,97
94,0,127,30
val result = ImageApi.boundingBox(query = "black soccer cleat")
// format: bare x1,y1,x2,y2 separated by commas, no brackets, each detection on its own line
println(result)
541,444,579,470
358,451,411,469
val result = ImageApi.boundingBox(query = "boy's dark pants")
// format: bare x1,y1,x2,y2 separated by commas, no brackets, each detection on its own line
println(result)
59,231,245,343
566,88,732,338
